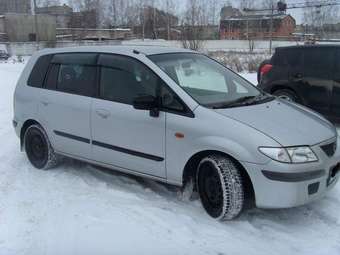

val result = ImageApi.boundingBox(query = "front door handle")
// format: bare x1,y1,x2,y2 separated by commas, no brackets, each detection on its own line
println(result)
95,109,110,119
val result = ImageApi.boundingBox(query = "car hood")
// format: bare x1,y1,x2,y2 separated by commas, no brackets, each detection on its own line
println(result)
214,99,336,146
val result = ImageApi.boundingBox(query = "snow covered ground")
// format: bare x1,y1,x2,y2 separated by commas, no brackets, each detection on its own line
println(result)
0,60,339,255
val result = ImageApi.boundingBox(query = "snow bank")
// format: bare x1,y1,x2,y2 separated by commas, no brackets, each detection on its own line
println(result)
0,61,339,255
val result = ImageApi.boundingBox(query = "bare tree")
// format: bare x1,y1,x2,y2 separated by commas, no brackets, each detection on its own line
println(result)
239,0,254,10
163,0,176,40
208,0,219,25
37,0,61,7
261,0,275,9
181,0,206,51
303,0,339,38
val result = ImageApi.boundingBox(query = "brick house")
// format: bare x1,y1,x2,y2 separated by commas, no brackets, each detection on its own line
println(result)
220,13,296,40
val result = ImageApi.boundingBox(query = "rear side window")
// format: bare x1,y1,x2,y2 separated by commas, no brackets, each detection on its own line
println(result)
303,48,333,77
272,49,285,66
57,64,96,96
27,54,53,87
44,53,98,97
285,49,303,68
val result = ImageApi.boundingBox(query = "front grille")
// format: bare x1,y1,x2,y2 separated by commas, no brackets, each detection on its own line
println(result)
321,141,337,157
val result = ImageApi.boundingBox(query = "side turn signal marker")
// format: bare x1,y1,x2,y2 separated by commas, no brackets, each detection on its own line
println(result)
175,132,185,139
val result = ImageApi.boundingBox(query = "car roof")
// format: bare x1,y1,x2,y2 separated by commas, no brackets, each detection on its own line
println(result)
37,45,197,56
276,44,340,51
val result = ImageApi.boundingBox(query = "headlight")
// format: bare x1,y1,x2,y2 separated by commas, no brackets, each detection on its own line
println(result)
259,146,318,163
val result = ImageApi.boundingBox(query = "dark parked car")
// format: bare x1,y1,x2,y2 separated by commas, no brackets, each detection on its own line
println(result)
258,45,340,122
0,50,9,60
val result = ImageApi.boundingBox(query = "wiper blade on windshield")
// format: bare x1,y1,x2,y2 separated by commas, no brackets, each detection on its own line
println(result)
211,94,275,109
212,96,256,109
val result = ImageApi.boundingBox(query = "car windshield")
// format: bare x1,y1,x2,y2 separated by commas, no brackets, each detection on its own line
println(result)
149,53,270,108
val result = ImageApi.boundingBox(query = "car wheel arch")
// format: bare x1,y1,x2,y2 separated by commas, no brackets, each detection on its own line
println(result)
271,86,303,103
182,150,255,207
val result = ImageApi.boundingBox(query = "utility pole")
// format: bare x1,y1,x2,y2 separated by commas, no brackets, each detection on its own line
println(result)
153,5,157,39
269,3,274,54
32,0,39,50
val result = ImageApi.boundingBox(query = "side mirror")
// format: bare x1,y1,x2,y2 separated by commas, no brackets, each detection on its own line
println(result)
133,95,159,117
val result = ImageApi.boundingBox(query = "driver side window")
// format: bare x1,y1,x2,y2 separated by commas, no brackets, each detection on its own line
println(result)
99,54,157,105
98,54,185,113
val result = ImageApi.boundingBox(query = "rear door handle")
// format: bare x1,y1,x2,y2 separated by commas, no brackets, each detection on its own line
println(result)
95,109,110,119
292,73,303,82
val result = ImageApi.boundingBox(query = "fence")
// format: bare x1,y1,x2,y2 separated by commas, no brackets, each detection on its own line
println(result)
3,39,340,56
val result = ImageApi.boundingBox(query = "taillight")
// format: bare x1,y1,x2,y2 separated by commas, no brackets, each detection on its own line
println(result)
260,64,273,77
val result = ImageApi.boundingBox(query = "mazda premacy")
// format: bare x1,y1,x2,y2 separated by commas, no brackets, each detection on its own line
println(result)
13,46,340,220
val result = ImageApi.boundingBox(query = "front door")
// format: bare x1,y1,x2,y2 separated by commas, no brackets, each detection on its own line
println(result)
91,54,166,178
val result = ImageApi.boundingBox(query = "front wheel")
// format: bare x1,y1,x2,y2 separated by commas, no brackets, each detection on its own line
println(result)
197,155,244,220
24,124,60,170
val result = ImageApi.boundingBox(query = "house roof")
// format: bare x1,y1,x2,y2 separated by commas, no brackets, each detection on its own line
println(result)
222,13,293,22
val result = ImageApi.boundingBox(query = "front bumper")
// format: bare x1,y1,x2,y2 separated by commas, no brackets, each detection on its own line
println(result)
243,136,340,209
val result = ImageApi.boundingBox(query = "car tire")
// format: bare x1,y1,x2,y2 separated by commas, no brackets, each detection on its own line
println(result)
197,155,244,220
273,89,299,102
24,124,60,170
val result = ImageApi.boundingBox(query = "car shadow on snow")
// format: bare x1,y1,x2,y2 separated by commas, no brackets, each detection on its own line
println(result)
54,157,339,229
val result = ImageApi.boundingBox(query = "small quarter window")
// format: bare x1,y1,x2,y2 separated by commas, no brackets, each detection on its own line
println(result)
28,54,53,88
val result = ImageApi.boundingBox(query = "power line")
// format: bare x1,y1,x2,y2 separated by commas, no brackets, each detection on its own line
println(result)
242,0,340,53
244,0,340,12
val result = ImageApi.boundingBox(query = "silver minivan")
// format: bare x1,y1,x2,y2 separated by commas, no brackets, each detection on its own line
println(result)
13,46,340,220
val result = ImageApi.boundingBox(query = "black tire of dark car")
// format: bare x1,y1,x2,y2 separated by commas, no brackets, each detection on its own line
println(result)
273,89,299,103
197,155,244,220
24,124,60,170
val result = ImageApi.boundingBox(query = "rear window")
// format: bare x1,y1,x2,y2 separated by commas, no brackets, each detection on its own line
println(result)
287,49,304,67
272,48,303,68
272,49,285,66
27,55,53,88
44,53,98,97
303,48,333,75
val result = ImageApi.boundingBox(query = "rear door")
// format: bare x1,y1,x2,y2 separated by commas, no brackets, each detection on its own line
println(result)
302,48,334,115
39,53,97,159
285,48,305,94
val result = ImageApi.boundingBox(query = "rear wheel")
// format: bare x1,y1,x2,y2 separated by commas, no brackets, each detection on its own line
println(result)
24,125,60,170
197,155,244,220
273,89,299,103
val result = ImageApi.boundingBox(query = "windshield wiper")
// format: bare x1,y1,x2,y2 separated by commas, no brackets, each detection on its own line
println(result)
212,96,256,109
212,94,275,109
249,93,275,104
